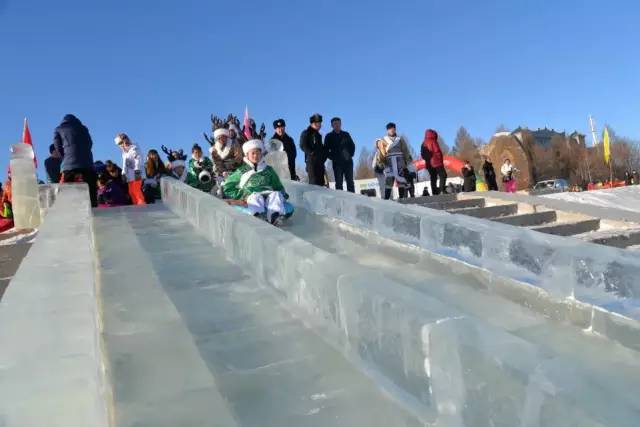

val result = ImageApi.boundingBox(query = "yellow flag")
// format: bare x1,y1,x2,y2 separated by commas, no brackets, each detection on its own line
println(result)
603,127,611,164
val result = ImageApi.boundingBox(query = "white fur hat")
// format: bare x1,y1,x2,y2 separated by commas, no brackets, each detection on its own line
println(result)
243,139,264,155
213,128,230,140
171,159,186,168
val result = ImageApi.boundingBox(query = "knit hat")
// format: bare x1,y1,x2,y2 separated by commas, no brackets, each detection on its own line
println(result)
243,139,264,155
273,119,286,128
386,122,396,130
309,113,323,124
213,128,229,139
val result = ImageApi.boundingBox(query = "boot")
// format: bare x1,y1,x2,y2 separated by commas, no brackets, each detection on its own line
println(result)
398,187,407,199
384,188,392,200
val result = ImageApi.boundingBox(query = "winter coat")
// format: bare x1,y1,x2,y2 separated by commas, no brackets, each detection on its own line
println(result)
1,180,11,218
185,157,214,193
300,126,326,165
53,114,94,171
374,136,412,168
501,163,515,182
44,156,62,183
271,132,298,180
324,131,355,165
223,159,287,201
97,181,128,206
121,144,143,182
461,165,476,192
482,160,496,181
421,129,444,168
209,141,243,176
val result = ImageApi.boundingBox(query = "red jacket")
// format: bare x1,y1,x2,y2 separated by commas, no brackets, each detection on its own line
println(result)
421,129,444,168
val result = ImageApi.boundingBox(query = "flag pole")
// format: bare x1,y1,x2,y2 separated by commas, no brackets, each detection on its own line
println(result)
609,153,614,185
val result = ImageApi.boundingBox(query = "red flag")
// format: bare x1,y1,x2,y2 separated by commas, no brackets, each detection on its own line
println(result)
22,118,37,167
243,106,252,140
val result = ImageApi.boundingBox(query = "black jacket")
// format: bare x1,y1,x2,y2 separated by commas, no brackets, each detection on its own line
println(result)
271,132,298,179
482,160,496,180
53,114,94,171
461,165,476,192
324,131,355,164
300,126,325,164
44,156,62,183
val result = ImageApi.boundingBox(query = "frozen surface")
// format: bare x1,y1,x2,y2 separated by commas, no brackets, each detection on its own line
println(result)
0,184,108,427
284,181,640,320
158,178,640,426
545,186,640,213
94,204,422,427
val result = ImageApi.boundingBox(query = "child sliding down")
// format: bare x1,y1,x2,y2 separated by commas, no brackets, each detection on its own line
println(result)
223,139,289,225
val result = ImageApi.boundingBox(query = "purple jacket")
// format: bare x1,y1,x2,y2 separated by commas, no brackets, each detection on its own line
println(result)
97,181,128,206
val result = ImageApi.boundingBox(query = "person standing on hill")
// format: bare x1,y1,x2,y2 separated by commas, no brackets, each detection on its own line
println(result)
53,114,97,207
374,122,412,200
300,113,326,186
44,144,62,183
324,117,356,192
114,133,143,182
461,160,476,192
482,156,498,191
501,158,518,193
421,129,447,195
271,119,299,181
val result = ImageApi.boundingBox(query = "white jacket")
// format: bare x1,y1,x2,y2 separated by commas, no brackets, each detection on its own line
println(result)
500,163,513,177
122,144,142,182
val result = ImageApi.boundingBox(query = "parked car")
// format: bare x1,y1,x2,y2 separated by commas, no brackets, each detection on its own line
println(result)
531,178,569,195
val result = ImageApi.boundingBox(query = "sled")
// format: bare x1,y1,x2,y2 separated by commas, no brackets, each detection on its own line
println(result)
224,199,295,225
0,218,14,233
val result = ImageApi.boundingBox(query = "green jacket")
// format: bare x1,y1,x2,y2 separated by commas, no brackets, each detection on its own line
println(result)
185,157,214,193
223,161,287,201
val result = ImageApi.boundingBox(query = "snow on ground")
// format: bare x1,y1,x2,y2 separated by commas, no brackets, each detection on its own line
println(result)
543,186,640,213
0,229,37,246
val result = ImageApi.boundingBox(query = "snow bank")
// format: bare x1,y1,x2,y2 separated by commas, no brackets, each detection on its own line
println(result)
285,181,640,321
544,186,640,213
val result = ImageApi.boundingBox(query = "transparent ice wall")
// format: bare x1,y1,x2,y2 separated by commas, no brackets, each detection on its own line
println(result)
284,180,640,321
161,178,640,426
9,144,41,229
0,184,109,427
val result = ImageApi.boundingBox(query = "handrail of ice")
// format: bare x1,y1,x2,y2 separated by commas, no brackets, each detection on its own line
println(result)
161,177,638,425
0,183,110,427
284,180,640,322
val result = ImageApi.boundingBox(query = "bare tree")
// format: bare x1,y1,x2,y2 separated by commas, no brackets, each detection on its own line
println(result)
354,147,375,180
452,126,481,170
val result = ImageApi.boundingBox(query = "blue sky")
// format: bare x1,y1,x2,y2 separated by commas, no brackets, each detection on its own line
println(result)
1,0,639,179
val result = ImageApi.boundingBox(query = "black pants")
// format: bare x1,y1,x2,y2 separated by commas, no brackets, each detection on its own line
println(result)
333,160,354,192
427,166,447,196
486,176,498,191
63,168,98,207
306,161,326,186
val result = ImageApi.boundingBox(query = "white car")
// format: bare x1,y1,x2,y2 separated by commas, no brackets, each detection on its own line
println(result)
532,179,569,194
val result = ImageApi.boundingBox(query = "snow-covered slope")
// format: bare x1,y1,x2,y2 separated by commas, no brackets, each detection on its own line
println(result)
544,186,640,212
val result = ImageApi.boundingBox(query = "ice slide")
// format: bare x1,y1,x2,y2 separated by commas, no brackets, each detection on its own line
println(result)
2,180,640,426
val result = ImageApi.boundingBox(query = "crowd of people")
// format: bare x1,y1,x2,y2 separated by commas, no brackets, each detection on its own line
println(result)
0,112,549,229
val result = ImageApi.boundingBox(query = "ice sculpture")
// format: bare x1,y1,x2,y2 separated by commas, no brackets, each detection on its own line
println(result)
9,144,41,229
